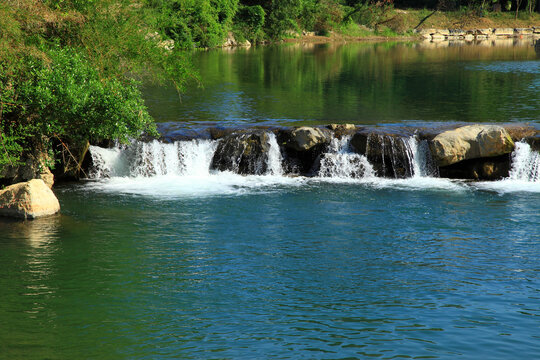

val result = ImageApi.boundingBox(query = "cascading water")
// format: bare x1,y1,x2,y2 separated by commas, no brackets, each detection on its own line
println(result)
266,132,284,176
177,140,217,176
89,132,441,183
405,136,439,178
509,142,540,182
89,139,216,178
319,136,375,179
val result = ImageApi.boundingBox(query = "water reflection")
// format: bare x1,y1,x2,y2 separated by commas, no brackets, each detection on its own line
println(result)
0,216,60,245
143,39,540,127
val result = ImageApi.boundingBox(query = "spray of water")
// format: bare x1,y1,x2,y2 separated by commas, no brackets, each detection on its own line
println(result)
509,142,540,182
319,136,375,179
266,132,284,176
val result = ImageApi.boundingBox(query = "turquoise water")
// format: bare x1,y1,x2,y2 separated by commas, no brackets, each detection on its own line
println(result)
2,41,540,359
1,181,539,359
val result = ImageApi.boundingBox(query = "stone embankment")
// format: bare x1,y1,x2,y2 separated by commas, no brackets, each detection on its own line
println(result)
416,27,540,41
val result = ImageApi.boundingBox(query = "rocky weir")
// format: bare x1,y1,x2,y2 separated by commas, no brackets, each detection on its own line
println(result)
87,123,540,183
4,122,538,219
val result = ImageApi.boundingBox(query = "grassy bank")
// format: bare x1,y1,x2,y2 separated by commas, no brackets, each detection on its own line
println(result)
291,9,540,41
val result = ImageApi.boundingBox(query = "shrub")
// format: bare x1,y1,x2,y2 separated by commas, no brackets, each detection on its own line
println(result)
234,5,266,42
0,48,157,166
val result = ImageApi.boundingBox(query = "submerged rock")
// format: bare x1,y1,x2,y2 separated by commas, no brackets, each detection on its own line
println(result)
211,131,270,175
0,179,60,219
430,125,514,167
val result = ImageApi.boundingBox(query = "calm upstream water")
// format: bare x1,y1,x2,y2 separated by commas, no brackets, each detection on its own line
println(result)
144,39,540,127
1,40,540,359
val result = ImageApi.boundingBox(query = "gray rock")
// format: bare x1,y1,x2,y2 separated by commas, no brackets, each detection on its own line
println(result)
211,131,270,175
431,33,446,42
515,28,533,35
494,28,514,36
429,125,515,167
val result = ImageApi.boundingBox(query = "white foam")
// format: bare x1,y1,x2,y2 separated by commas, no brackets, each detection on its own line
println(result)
473,180,540,194
319,136,375,179
84,173,306,198
312,176,467,192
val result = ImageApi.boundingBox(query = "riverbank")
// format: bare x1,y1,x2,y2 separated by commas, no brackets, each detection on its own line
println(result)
276,9,540,43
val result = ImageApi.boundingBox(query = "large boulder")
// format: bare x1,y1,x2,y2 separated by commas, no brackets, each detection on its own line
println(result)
429,125,514,167
210,131,270,175
0,179,60,219
287,127,331,152
0,151,54,188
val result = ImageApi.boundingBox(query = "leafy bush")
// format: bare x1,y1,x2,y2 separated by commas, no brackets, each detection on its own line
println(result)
234,5,266,42
0,48,157,166
267,0,303,38
300,0,344,35
156,0,239,48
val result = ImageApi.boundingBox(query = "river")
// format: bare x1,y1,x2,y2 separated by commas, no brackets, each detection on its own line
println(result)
1,39,539,359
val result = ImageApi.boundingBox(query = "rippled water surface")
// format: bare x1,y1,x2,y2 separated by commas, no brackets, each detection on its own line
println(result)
1,180,540,359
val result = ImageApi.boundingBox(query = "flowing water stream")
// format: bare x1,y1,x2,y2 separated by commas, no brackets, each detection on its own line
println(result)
87,134,540,196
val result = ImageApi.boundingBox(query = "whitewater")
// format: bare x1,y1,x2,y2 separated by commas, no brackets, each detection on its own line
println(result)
86,132,540,197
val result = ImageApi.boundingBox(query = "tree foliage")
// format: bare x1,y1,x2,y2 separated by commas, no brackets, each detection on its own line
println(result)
0,0,191,168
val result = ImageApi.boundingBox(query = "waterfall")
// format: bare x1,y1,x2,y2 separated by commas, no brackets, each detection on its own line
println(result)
319,136,375,179
509,142,540,182
177,140,217,176
89,139,216,178
89,134,280,179
88,132,442,182
362,134,437,179
405,136,439,178
266,132,284,176
89,145,128,178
